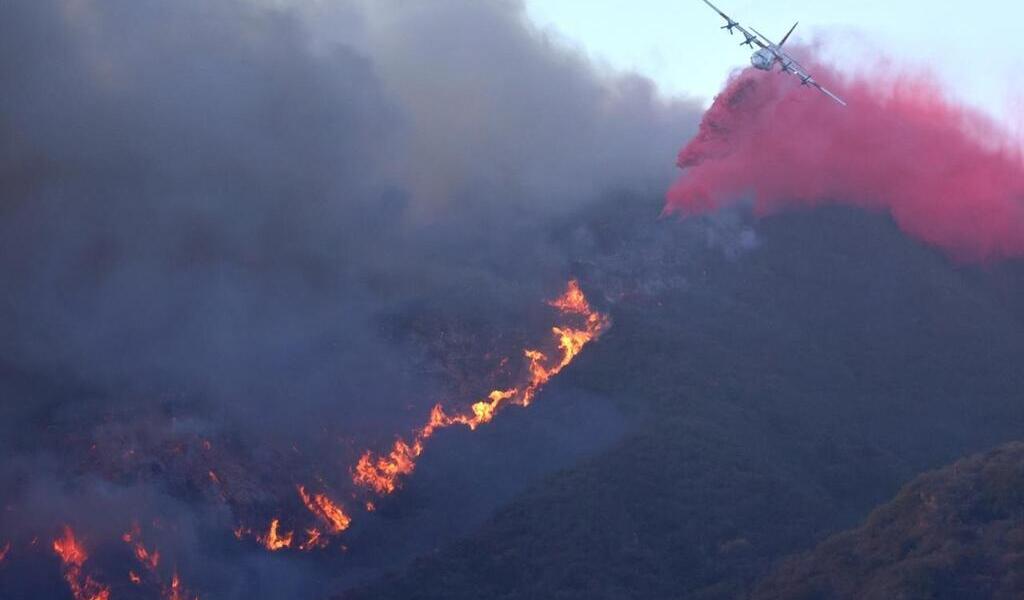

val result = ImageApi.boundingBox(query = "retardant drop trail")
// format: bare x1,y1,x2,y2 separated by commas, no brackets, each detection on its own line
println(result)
666,63,1024,262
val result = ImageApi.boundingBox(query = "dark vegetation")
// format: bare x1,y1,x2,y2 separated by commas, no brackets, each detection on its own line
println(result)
343,199,1024,599
755,442,1024,600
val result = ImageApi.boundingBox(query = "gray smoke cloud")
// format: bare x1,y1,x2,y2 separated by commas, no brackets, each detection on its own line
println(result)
0,0,701,596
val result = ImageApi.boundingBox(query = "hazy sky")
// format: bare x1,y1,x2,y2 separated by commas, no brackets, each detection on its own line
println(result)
525,0,1024,125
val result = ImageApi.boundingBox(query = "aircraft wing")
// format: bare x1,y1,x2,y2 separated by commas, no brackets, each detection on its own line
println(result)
776,49,848,106
748,26,777,48
702,0,766,49
807,80,848,107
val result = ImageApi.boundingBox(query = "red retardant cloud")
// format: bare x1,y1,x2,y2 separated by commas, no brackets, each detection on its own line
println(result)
665,61,1024,262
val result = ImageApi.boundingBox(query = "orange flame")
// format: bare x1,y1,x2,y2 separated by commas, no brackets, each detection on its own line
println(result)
53,526,111,600
53,526,88,568
296,486,351,535
353,280,609,495
548,279,592,314
30,281,604,577
257,519,293,551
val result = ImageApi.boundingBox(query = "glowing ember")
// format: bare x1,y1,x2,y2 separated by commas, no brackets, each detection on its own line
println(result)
123,524,160,574
298,528,327,551
53,526,111,600
134,542,160,571
296,486,351,535
353,280,610,495
257,519,293,551
123,525,201,598
164,571,199,600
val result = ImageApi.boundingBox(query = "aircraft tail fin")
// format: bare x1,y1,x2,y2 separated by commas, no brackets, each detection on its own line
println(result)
779,21,798,46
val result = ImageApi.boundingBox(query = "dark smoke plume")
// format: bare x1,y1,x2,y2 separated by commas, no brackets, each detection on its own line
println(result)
666,59,1024,262
0,0,700,596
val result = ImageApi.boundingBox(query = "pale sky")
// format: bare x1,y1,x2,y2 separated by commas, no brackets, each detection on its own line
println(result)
525,0,1024,126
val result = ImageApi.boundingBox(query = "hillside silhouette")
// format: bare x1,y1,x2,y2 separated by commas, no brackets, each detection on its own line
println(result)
755,442,1024,600
342,199,1024,599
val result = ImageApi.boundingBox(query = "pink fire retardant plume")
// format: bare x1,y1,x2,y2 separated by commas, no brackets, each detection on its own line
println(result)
665,60,1024,262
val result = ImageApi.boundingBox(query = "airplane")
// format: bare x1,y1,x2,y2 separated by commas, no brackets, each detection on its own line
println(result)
700,0,847,106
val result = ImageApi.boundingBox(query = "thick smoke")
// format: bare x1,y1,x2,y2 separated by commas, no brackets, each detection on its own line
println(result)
665,58,1024,262
0,0,699,596
0,0,698,438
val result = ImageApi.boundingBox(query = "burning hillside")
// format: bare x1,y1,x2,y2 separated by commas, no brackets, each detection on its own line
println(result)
0,279,610,598
0,0,690,596
353,281,610,496
9,0,1024,599
53,527,111,600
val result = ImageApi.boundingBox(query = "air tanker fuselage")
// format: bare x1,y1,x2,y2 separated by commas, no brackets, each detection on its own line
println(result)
700,0,847,106
751,48,775,70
